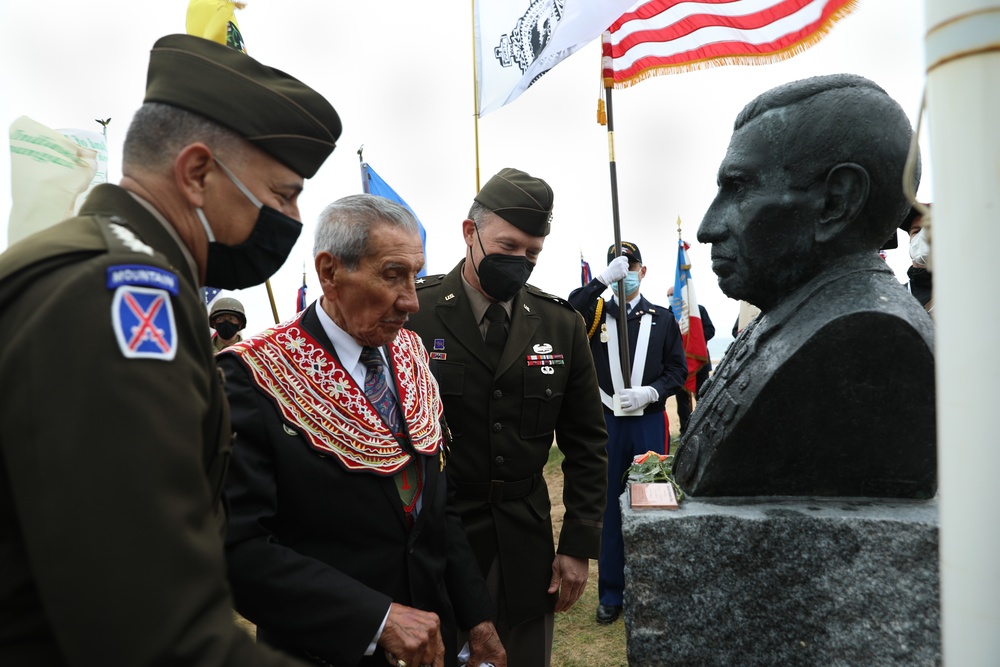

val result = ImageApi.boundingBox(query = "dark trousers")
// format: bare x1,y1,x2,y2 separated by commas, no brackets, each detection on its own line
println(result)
674,388,693,433
458,557,553,667
598,411,666,607
675,367,711,434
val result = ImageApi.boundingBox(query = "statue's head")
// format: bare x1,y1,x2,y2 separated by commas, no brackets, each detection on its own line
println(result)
698,74,918,311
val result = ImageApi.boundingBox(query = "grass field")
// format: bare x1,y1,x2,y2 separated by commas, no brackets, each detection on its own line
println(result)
545,447,629,667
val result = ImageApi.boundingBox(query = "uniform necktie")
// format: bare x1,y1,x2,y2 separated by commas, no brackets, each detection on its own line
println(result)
485,302,508,368
359,346,419,520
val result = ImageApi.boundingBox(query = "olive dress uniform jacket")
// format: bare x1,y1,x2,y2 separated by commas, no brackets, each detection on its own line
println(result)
406,262,608,627
0,184,301,667
568,280,687,414
218,303,494,667
212,332,243,354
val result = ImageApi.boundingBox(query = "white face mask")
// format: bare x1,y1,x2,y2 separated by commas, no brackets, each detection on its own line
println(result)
909,228,931,267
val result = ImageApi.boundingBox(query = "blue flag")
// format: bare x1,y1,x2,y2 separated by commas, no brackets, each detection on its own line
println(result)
361,162,427,277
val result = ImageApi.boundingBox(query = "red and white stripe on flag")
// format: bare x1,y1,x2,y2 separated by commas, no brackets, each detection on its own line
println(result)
602,0,858,88
672,240,709,395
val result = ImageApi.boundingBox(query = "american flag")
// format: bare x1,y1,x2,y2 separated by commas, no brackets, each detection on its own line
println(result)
602,0,858,88
200,286,221,307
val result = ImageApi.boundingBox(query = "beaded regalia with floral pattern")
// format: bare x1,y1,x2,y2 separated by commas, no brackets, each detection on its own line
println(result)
228,317,442,475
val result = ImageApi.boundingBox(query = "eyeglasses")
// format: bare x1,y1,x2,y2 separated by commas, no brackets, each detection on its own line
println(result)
211,313,241,326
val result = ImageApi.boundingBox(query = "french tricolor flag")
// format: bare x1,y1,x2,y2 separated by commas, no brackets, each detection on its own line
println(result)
670,238,709,395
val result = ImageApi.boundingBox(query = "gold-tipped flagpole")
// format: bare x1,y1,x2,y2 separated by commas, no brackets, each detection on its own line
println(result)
264,280,279,324
599,67,632,389
471,0,482,192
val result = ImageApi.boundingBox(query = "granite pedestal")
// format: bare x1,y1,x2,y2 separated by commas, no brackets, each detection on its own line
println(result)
621,494,940,666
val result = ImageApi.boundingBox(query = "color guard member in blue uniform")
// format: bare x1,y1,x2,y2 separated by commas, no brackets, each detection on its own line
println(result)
568,242,687,625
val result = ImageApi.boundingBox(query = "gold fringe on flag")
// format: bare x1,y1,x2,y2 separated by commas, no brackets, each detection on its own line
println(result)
604,0,860,90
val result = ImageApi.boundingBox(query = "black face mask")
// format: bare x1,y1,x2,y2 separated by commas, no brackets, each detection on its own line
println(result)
907,265,932,287
197,158,302,290
213,320,240,340
472,225,534,302
202,206,302,290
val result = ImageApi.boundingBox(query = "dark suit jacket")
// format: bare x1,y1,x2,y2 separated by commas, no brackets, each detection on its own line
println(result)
219,304,492,666
0,184,299,666
568,280,688,413
697,304,716,377
406,262,608,626
675,254,937,498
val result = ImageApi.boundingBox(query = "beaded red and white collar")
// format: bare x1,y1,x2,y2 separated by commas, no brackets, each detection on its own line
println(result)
229,319,442,474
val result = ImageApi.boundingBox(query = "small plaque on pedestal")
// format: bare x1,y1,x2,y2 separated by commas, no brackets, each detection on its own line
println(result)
629,482,679,510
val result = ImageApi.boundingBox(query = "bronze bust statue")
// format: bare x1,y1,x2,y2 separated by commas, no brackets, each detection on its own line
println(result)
674,74,936,498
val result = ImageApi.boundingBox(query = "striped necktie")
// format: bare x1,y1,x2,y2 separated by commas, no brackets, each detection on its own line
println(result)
360,346,419,521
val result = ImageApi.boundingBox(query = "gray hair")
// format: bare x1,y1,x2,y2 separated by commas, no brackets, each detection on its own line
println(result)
314,194,419,270
467,201,496,229
122,102,247,172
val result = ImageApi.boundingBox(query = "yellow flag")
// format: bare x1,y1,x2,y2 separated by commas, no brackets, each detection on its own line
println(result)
186,0,247,53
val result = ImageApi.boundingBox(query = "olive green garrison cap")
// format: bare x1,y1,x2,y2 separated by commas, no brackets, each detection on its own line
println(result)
144,34,341,179
474,167,554,237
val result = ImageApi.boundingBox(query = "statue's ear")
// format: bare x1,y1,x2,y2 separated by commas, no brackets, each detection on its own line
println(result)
816,162,869,244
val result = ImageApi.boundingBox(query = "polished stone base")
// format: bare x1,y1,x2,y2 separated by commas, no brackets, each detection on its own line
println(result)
621,494,940,667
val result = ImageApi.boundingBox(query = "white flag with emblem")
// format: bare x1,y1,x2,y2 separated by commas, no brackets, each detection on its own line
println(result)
474,0,636,116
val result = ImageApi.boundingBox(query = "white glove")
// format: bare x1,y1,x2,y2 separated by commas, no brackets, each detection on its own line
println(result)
617,386,659,411
598,255,630,286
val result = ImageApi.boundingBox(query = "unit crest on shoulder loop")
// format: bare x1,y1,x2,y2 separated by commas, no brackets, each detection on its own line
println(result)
525,283,576,311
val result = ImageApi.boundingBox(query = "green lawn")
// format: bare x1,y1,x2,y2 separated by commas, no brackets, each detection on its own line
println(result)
546,446,629,667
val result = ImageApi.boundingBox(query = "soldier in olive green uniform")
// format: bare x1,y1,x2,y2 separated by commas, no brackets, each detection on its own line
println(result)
211,297,247,353
0,35,341,667
406,168,608,667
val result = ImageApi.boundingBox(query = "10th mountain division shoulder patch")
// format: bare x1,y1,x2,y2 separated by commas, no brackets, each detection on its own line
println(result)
108,264,178,361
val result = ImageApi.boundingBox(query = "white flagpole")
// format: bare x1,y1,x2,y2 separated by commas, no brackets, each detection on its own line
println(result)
924,1,1000,664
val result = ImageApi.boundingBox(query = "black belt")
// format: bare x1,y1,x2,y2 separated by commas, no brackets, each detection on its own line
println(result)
454,475,539,503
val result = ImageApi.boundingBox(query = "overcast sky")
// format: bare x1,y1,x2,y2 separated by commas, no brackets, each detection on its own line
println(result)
0,1,931,347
